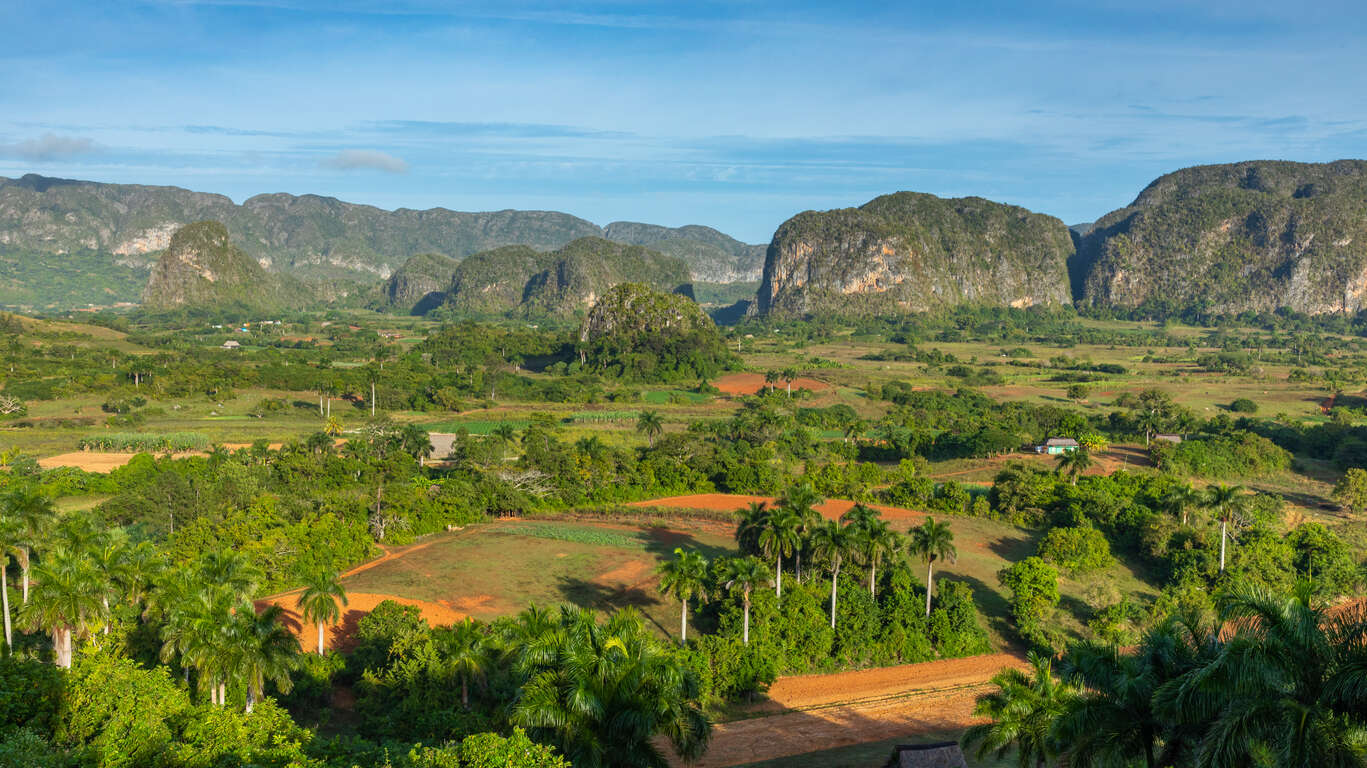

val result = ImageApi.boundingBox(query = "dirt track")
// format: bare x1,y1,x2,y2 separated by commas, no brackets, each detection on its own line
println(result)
681,654,1025,767
627,493,926,524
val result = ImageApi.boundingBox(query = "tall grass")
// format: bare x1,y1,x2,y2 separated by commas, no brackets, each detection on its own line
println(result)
77,432,210,452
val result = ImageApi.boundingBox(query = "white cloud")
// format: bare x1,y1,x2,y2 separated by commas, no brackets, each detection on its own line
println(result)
320,149,409,174
4,133,101,161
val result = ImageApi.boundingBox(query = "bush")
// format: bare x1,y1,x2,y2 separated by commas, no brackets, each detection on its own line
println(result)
1037,525,1115,575
998,557,1060,639
1229,398,1258,413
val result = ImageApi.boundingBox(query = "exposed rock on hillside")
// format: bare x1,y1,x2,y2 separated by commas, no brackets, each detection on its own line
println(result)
756,192,1075,318
602,221,766,282
142,221,301,311
382,253,459,314
445,237,693,318
1077,160,1367,314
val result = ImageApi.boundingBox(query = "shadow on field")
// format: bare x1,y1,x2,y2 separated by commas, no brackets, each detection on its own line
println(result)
985,531,1035,562
556,576,668,634
952,573,1014,643
640,526,734,561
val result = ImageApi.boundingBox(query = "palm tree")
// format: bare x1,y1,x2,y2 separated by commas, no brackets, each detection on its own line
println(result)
0,517,19,650
444,617,489,709
324,415,343,436
781,367,799,396
962,651,1076,768
636,410,664,448
1055,447,1094,485
19,547,106,668
734,501,768,556
234,604,298,713
757,507,800,598
1204,483,1245,572
1054,614,1216,768
1078,433,1110,453
854,517,901,598
722,556,770,645
656,548,708,643
778,483,823,581
910,517,957,618
763,369,780,392
3,485,54,604
1154,584,1367,768
1163,484,1204,527
399,423,433,466
511,607,710,768
297,570,348,655
809,520,851,629
90,533,130,636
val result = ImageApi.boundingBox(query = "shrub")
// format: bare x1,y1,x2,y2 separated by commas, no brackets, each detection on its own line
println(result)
998,557,1060,639
1037,525,1115,575
1229,397,1258,413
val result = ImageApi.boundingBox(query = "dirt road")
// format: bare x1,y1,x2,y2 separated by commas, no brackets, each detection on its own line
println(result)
681,653,1025,768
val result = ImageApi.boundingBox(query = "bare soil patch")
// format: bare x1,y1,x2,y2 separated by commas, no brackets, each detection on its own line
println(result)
714,372,831,396
678,653,1026,767
259,591,466,652
38,451,201,472
627,494,925,524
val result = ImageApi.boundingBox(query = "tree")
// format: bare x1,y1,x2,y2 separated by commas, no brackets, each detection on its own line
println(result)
758,507,800,599
856,517,901,598
998,557,1059,640
1078,432,1110,453
1332,468,1367,515
1066,383,1090,402
809,519,851,629
1055,447,1094,485
777,483,823,581
763,369,780,392
1204,483,1245,572
444,617,489,709
296,570,347,655
636,410,664,448
910,517,957,618
781,366,799,396
20,547,107,668
0,517,18,650
656,548,708,643
722,556,769,645
734,501,768,556
234,604,298,713
399,423,433,465
1054,614,1215,768
962,651,1075,768
511,607,710,768
324,415,343,437
1155,584,1367,768
3,485,54,604
1163,484,1204,526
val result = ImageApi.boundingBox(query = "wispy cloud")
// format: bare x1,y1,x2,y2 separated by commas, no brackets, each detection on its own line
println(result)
319,149,409,173
369,120,631,140
2,133,102,161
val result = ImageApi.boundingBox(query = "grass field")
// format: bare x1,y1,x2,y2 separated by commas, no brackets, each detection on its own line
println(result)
341,518,738,637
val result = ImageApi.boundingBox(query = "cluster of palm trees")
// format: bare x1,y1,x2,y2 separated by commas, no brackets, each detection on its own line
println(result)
0,485,336,714
965,584,1367,768
1160,482,1248,572
656,488,962,645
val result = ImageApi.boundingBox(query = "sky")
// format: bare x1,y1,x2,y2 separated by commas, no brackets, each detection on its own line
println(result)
0,1,1364,243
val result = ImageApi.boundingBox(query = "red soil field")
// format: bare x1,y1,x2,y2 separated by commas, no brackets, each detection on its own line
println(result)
713,372,831,396
627,493,926,524
677,653,1026,767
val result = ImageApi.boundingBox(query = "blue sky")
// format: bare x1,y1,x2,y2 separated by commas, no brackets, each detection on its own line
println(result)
1,1,1364,242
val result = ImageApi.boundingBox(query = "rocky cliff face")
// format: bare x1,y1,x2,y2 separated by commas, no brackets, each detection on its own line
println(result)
382,253,460,314
756,192,1074,318
445,237,693,318
602,221,766,283
1077,160,1367,314
142,221,301,311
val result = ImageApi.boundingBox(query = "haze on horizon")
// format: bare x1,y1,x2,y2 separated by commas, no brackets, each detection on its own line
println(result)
1,0,1364,243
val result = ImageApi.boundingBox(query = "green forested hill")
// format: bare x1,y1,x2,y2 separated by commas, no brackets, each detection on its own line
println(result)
756,191,1075,318
142,221,311,312
601,221,766,282
445,237,694,318
1077,159,1367,314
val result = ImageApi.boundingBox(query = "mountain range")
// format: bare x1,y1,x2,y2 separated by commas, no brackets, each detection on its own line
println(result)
3,159,1366,318
0,174,764,309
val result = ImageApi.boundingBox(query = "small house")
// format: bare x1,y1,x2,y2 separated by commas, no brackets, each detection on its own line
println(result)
882,742,968,768
1037,437,1079,455
221,340,240,350
1154,433,1183,444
